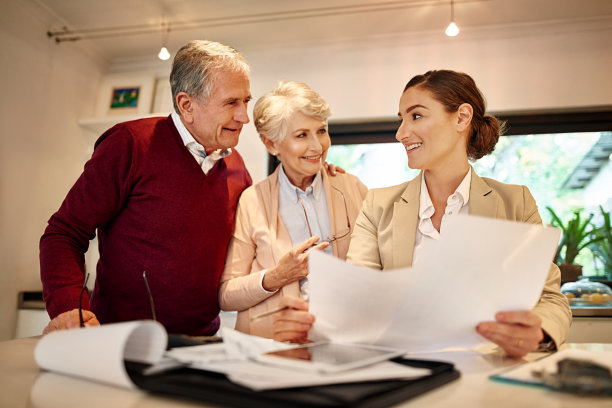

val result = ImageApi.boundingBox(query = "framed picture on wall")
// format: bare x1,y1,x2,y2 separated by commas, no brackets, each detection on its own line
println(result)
94,72,156,117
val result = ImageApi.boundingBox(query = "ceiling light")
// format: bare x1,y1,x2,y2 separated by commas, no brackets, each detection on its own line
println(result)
158,46,171,60
158,21,171,61
445,0,460,37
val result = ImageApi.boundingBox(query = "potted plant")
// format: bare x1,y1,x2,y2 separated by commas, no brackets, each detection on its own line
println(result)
588,206,612,283
546,207,602,284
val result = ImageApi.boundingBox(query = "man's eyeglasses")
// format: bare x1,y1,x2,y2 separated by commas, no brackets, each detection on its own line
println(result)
141,271,223,347
297,184,351,244
78,272,90,328
77,270,157,329
142,270,157,321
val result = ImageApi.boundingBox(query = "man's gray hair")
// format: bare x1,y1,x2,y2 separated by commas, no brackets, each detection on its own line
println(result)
253,81,331,144
170,40,249,113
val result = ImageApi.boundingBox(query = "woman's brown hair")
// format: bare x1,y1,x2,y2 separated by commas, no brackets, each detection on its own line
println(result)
404,70,505,160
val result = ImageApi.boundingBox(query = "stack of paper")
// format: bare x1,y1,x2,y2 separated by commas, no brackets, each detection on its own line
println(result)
34,320,166,389
33,323,429,391
167,328,430,390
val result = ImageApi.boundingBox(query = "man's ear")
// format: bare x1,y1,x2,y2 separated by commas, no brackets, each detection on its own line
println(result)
456,103,473,132
261,136,278,156
176,92,194,123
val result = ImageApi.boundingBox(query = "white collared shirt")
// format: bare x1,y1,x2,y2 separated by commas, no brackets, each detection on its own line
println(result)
171,112,231,175
412,169,471,266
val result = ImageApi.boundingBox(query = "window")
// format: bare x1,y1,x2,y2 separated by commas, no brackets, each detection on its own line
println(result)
323,109,612,276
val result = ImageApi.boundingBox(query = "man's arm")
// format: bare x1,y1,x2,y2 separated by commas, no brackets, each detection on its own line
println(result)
40,124,135,322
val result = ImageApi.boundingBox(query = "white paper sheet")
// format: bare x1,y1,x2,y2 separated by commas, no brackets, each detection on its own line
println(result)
167,328,429,390
34,320,167,388
225,360,430,391
309,215,560,352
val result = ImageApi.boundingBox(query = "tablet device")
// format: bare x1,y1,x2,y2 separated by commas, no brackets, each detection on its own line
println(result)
257,342,405,373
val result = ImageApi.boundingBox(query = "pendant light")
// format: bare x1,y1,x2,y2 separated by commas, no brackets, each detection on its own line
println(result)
445,0,460,37
158,21,171,60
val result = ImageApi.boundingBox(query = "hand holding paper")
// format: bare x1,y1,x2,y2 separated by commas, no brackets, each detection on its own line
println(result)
308,215,561,352
476,310,545,357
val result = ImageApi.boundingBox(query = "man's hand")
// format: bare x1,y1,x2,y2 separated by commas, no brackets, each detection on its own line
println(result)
476,310,545,358
272,296,314,343
43,308,100,335
324,162,346,177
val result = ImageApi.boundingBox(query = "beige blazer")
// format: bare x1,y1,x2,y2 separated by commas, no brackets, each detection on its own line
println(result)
219,165,368,338
346,169,572,347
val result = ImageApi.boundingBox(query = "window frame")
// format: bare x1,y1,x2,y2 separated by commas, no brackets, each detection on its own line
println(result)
267,107,612,174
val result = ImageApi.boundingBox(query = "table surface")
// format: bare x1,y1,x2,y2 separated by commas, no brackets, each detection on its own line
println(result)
1,337,611,408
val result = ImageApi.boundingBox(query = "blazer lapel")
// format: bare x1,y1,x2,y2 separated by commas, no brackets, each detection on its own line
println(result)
469,169,501,218
256,166,292,264
321,168,343,258
392,175,421,268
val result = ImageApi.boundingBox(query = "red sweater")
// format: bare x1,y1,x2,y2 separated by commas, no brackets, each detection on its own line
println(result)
40,116,252,335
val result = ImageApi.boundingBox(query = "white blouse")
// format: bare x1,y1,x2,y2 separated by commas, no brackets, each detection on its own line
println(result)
412,169,471,267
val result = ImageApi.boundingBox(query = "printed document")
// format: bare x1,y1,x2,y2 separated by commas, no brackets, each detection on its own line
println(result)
308,215,560,352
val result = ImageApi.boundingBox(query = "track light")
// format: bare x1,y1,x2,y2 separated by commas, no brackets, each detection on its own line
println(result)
445,0,460,37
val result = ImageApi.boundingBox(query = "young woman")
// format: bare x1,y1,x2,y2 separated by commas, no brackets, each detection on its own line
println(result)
275,70,571,358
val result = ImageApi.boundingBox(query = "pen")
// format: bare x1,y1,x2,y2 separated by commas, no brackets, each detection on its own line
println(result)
250,306,290,321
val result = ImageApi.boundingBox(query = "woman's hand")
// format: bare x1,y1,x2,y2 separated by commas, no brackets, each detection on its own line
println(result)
272,296,314,343
262,236,329,292
42,308,100,335
476,310,545,358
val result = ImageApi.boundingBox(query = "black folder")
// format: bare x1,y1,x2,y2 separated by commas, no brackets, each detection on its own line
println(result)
127,358,459,408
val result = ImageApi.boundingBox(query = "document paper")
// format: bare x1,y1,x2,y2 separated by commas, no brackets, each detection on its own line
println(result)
308,215,560,352
34,320,167,388
166,328,430,390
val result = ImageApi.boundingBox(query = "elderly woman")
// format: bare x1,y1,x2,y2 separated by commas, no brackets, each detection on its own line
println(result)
218,81,367,340
272,70,571,357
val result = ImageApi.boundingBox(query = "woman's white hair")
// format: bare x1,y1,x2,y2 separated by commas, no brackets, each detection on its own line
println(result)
253,81,331,144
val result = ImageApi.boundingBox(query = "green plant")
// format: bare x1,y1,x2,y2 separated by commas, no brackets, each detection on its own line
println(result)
589,206,612,279
546,207,602,265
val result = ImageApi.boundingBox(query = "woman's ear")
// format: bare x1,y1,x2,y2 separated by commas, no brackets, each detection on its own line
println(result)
176,92,194,123
261,136,278,156
456,103,473,132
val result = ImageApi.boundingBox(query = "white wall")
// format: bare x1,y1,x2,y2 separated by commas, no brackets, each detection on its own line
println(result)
246,17,612,118
1,4,611,340
109,17,612,183
237,16,612,183
0,0,107,340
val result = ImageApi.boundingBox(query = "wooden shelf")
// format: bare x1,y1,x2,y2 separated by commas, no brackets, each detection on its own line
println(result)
78,112,170,135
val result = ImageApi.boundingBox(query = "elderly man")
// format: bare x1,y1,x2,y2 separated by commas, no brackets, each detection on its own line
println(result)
40,40,252,336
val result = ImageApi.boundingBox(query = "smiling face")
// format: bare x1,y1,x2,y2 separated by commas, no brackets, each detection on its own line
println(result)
179,69,251,152
396,86,469,172
268,111,330,190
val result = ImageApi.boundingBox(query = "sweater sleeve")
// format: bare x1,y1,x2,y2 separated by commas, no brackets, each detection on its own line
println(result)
521,186,572,348
39,125,135,319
